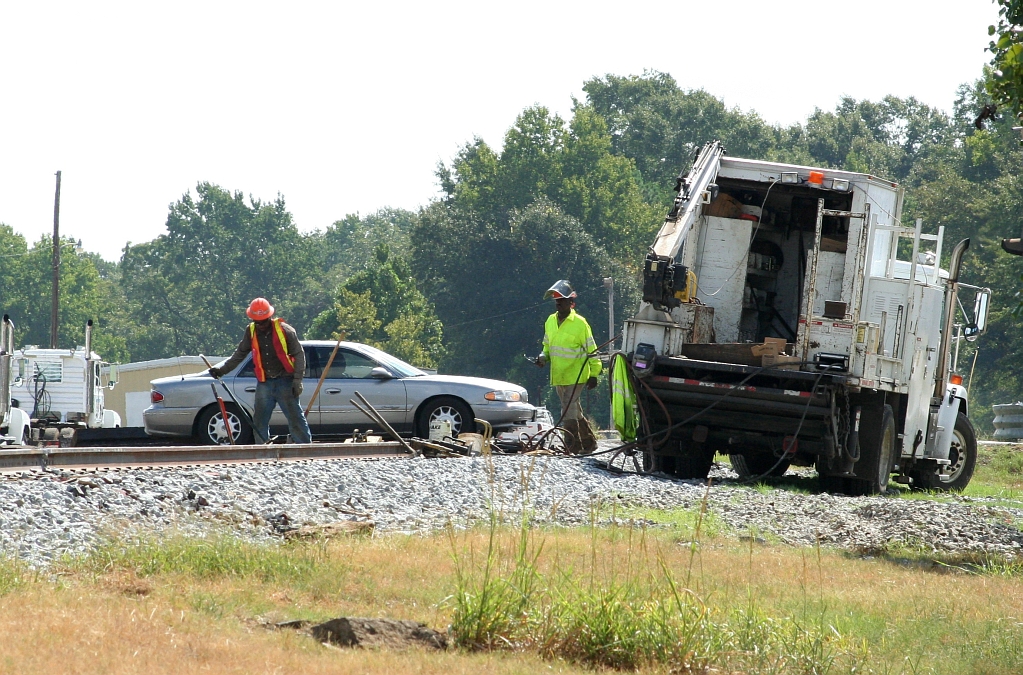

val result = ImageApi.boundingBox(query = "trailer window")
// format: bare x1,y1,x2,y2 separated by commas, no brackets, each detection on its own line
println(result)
33,361,62,383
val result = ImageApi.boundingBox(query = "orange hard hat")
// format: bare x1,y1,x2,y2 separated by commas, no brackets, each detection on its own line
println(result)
246,297,275,320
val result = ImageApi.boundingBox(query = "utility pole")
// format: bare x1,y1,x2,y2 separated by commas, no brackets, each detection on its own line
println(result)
603,276,614,430
602,277,615,350
50,171,61,349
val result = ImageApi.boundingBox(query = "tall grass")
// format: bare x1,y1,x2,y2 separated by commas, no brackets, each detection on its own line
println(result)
0,555,30,595
448,486,863,672
65,533,345,586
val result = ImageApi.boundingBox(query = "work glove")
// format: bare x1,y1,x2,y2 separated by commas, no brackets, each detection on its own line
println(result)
586,376,598,390
208,367,223,379
292,381,303,398
535,353,547,367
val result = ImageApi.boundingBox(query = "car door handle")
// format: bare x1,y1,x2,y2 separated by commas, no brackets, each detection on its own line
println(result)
244,387,256,393
325,388,341,394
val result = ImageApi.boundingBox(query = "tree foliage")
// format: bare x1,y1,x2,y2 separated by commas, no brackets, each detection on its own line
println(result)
988,0,1023,116
308,245,444,369
0,226,127,360
119,183,311,360
413,198,635,399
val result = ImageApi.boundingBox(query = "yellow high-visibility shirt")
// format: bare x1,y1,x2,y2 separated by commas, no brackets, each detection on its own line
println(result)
542,310,602,386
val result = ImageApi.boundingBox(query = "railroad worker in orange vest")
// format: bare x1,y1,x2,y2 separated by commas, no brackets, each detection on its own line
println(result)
535,280,601,454
209,298,312,444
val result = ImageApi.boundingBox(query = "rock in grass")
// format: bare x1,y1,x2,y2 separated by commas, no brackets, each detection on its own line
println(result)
283,520,375,540
311,617,447,650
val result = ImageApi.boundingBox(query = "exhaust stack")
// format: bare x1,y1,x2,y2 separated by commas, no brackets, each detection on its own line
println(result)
0,315,12,422
933,239,969,397
84,320,96,421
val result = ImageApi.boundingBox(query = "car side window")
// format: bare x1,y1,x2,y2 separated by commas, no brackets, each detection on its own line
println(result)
324,349,379,379
235,347,315,378
237,358,256,378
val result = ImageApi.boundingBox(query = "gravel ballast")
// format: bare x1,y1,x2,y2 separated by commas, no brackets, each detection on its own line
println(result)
1,449,1021,568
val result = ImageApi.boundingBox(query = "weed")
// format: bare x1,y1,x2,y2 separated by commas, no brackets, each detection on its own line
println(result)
0,555,30,595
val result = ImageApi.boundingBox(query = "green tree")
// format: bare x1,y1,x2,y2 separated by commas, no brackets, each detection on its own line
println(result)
987,0,1023,116
412,198,636,398
0,226,127,360
119,183,307,360
440,105,659,259
582,71,777,200
294,208,416,334
308,245,445,368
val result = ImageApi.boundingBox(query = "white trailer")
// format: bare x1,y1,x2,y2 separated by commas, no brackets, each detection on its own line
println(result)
621,142,989,495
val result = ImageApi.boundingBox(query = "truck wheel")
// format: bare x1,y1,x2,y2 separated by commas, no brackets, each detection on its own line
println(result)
197,404,253,445
730,453,790,479
853,404,896,495
641,453,677,474
669,442,714,480
937,413,977,491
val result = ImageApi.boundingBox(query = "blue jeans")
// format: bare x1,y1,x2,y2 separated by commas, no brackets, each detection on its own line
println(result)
253,376,312,444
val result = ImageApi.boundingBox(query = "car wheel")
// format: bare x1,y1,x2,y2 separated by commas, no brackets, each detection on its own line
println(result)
196,404,254,445
415,397,474,438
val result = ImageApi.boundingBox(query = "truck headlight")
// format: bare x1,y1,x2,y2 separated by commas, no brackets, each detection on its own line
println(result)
485,390,522,402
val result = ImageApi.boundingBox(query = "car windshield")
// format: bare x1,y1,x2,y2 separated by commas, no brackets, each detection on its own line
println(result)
357,344,426,378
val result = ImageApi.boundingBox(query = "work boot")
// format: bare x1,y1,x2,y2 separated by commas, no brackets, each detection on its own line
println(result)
576,418,598,454
561,419,583,455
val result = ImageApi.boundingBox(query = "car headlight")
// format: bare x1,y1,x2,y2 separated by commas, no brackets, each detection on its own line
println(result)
485,390,523,402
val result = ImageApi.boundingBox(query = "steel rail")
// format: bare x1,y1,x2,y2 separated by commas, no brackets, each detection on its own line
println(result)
0,441,408,474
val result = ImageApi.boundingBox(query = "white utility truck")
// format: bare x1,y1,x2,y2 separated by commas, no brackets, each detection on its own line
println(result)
7,319,121,445
621,141,989,495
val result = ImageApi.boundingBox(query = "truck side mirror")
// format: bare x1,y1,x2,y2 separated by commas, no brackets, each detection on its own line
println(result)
1002,238,1023,255
973,289,991,336
107,363,119,389
963,323,980,342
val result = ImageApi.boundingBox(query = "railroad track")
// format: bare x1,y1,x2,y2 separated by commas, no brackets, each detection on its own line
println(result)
0,441,408,474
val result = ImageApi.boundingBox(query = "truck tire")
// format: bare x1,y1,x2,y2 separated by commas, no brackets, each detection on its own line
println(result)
853,404,896,495
664,441,714,480
938,413,977,491
730,453,790,479
641,452,676,474
196,403,253,445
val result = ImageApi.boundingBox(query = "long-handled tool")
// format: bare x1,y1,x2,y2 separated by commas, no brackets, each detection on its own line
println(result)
351,390,417,456
210,382,235,445
199,354,264,444
304,330,347,416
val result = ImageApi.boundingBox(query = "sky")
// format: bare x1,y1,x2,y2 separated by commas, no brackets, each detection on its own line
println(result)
0,1,1000,261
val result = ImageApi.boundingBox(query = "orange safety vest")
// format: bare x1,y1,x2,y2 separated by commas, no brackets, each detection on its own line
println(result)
249,318,295,382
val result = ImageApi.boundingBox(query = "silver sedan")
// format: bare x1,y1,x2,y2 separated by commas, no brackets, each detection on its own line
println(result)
143,341,535,444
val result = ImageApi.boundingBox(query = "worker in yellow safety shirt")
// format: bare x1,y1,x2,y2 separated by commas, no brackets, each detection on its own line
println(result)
535,280,601,454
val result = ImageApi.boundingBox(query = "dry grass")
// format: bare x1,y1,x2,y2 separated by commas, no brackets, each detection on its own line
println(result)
0,524,1019,673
